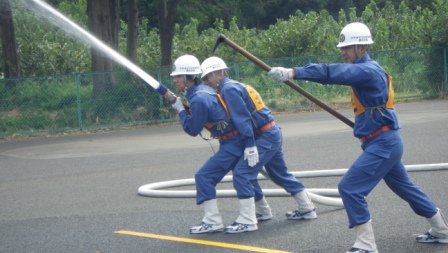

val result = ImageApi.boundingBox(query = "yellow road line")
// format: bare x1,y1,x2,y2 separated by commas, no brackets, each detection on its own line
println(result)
115,230,293,253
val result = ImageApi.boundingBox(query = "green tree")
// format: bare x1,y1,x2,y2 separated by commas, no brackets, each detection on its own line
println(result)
10,0,90,76
157,0,181,67
0,0,21,81
126,0,138,63
7,0,448,77
430,0,448,47
87,0,120,100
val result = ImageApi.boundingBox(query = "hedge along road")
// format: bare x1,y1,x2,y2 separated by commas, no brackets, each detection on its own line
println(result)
0,99,447,253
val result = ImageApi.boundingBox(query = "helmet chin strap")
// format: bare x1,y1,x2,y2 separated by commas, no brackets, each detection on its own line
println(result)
212,70,227,86
211,72,219,86
355,44,360,60
354,45,368,60
180,75,188,95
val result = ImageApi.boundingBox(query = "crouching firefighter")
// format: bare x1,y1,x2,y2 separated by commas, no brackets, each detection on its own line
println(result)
167,54,272,234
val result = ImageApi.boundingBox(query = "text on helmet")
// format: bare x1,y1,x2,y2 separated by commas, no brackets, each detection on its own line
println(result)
205,63,224,70
179,66,200,72
350,35,371,42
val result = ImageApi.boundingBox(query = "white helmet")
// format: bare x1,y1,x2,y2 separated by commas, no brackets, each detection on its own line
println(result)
336,22,374,48
170,55,202,76
200,56,228,79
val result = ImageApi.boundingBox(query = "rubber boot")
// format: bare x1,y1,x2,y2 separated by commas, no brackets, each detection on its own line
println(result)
348,220,378,253
428,209,448,238
190,199,223,234
202,199,223,225
293,189,315,213
224,197,258,233
255,196,273,221
285,189,317,220
416,208,448,243
235,197,257,224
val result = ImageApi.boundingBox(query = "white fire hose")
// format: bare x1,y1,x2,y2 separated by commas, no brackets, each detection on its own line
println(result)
138,163,448,208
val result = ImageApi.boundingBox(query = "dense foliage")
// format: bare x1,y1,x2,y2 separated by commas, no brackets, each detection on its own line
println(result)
6,0,448,77
1,0,447,137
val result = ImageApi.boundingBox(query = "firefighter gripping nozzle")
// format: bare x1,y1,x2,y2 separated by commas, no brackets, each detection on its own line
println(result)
155,82,192,113
163,90,177,103
156,83,177,103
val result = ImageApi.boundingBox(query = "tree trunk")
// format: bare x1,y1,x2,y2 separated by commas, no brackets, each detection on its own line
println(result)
0,0,20,86
87,0,120,100
126,0,138,63
158,0,180,67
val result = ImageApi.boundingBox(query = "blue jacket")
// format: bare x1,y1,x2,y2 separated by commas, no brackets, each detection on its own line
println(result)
292,54,400,138
217,77,274,147
178,83,239,142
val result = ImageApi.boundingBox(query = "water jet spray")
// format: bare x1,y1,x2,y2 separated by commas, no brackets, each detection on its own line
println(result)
20,0,176,101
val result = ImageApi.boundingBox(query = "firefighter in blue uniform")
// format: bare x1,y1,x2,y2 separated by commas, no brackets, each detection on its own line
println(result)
165,55,272,234
268,22,448,253
201,56,317,234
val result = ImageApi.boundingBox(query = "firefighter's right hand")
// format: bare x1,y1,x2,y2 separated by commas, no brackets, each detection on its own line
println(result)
164,91,177,104
171,97,185,113
268,67,294,82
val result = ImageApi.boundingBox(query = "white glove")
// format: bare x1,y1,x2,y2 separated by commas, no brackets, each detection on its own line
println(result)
171,97,185,113
267,67,294,82
244,146,259,167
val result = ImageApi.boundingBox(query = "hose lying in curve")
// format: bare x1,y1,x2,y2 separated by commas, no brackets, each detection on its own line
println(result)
137,163,448,208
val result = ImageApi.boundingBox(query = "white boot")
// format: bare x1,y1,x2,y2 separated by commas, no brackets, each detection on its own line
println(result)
286,190,317,220
202,199,223,225
190,199,224,234
346,220,378,253
224,197,258,234
416,208,448,243
255,196,273,221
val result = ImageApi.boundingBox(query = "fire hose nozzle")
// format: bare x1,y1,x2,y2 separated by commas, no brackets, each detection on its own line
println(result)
156,83,177,103
163,90,177,103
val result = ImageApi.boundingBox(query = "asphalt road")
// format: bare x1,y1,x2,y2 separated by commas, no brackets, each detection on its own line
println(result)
1,99,447,253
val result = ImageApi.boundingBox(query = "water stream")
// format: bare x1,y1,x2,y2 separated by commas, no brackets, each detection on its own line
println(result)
17,0,160,89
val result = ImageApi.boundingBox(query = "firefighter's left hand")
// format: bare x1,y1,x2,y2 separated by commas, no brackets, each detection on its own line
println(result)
244,146,259,167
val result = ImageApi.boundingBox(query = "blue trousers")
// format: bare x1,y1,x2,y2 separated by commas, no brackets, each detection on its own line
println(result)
195,137,264,205
232,125,306,199
338,130,438,228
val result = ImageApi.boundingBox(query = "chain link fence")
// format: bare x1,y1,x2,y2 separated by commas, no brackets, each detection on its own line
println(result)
1,47,446,138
